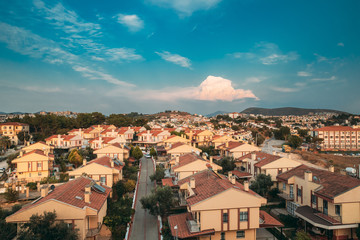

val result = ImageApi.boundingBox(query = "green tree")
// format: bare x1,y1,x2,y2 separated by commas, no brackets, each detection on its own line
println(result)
231,125,240,131
17,132,31,144
0,136,11,152
273,127,291,140
4,188,19,202
140,186,174,218
250,174,273,197
131,146,143,160
287,135,303,149
297,129,309,138
150,166,165,182
17,211,78,240
295,230,311,240
68,149,83,167
150,147,157,158
78,147,96,161
7,152,19,170
0,205,22,240
217,157,236,173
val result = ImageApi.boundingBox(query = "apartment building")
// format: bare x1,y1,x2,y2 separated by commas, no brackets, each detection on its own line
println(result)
6,177,111,240
313,126,360,150
0,122,30,145
237,152,302,182
69,156,124,187
168,170,282,240
277,165,360,239
12,150,54,182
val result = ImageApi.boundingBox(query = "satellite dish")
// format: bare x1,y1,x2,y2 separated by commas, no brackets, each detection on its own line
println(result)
50,185,55,191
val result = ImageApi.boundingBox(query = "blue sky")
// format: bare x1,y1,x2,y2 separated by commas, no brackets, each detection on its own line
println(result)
0,0,359,115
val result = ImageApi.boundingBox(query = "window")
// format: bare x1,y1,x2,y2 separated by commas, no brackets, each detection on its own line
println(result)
223,213,228,223
323,200,328,215
28,163,31,169
335,205,341,216
236,231,245,238
311,194,317,205
38,172,42,176
239,211,248,221
100,177,106,184
221,232,225,240
297,188,302,198
37,163,42,168
282,183,286,190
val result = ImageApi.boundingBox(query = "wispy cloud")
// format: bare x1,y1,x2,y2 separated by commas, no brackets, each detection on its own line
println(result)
106,48,144,62
297,71,312,77
72,66,135,87
156,51,191,68
337,42,344,47
148,0,222,16
230,42,298,65
21,86,62,93
311,76,336,82
116,14,144,32
271,87,300,93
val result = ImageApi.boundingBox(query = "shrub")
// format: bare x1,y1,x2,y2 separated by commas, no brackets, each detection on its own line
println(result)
26,182,37,190
4,188,19,202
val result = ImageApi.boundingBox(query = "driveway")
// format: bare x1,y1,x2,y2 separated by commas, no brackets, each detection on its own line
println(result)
129,157,158,240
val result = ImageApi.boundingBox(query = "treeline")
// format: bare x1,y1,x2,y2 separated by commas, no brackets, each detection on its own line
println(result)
7,112,149,142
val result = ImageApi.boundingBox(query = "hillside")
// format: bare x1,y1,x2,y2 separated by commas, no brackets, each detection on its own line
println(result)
241,107,348,116
206,111,229,117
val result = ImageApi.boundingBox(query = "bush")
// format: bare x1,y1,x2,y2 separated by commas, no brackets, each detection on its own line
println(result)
4,188,19,202
278,214,298,228
295,230,311,240
267,188,280,201
26,182,37,190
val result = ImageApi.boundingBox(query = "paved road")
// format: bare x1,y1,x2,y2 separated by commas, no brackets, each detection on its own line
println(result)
262,138,285,154
130,157,158,240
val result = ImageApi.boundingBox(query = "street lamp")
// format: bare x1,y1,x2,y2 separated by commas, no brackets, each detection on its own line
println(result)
174,225,178,240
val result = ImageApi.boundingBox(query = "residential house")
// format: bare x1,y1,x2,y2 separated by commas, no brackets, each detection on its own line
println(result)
167,142,202,158
12,150,54,182
211,135,237,148
89,136,126,150
217,141,260,159
168,170,282,240
161,135,190,148
69,156,123,187
45,134,84,149
237,151,302,182
185,130,214,147
135,130,171,146
22,141,54,154
6,177,111,240
169,153,222,180
277,165,360,239
0,122,30,145
93,143,130,162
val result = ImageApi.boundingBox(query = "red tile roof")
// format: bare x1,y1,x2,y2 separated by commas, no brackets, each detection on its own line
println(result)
231,170,252,178
177,169,261,206
161,178,174,187
12,177,111,216
168,213,215,239
277,164,360,199
218,141,244,150
22,149,54,158
0,122,28,126
87,156,124,171
259,210,284,228
168,142,187,151
89,137,115,144
172,153,203,170
237,151,282,168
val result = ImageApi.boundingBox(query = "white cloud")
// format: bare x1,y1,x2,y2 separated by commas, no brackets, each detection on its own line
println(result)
230,42,298,65
21,86,62,93
112,76,258,102
156,51,191,68
295,82,307,87
245,77,265,84
271,87,299,93
116,14,144,32
91,56,106,61
311,76,336,82
337,42,344,47
106,48,144,62
297,71,312,77
148,0,222,16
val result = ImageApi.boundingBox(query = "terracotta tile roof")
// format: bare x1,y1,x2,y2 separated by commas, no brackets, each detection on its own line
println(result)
249,152,282,168
259,210,284,228
172,153,203,170
161,178,174,187
314,126,359,132
87,156,124,171
22,149,52,158
231,170,252,178
168,213,215,239
12,177,111,216
218,141,244,150
277,165,360,199
89,137,115,144
177,170,260,206
0,122,28,126
45,134,77,141
168,142,187,151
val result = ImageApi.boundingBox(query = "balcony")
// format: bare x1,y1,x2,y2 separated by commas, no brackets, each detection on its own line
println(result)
86,222,102,238
315,207,341,224
186,216,200,233
277,191,294,201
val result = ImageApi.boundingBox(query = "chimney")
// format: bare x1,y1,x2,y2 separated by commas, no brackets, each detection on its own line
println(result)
41,186,48,197
20,151,23,157
210,156,213,163
37,182,41,192
83,159,87,166
190,177,195,189
329,165,334,173
244,181,249,192
230,175,236,185
226,142,229,148
304,170,313,182
111,160,114,168
228,171,232,181
85,184,91,203
251,153,256,160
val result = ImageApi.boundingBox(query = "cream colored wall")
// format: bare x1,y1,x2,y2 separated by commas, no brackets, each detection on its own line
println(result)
23,143,53,153
199,229,256,240
13,153,53,182
334,186,360,203
68,164,114,187
341,203,360,224
293,176,320,206
174,160,222,180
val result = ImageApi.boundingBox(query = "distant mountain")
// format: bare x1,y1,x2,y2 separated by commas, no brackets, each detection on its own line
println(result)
0,112,30,115
206,111,229,117
241,107,349,116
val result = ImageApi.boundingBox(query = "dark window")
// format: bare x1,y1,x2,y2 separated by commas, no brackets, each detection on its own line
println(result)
236,231,245,238
297,188,302,197
221,232,225,240
223,213,228,223
323,200,328,215
239,211,248,221
335,205,341,215
311,194,317,205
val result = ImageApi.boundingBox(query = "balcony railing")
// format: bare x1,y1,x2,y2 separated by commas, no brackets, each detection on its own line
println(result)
277,191,294,200
186,216,200,233
315,207,341,224
86,222,102,238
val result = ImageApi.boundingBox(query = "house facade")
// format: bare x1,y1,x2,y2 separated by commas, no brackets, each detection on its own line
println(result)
0,122,30,145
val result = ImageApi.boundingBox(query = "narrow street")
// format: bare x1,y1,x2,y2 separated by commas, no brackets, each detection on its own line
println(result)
129,157,158,240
